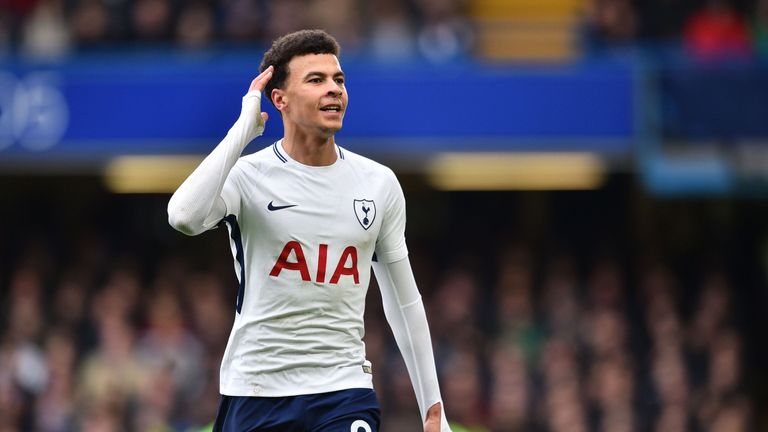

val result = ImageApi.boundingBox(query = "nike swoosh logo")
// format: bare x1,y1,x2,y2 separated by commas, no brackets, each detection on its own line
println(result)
267,201,297,211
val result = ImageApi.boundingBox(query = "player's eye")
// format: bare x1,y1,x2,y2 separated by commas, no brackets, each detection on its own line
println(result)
335,78,345,85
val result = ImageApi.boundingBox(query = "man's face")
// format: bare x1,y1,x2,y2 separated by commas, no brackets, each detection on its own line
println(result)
278,53,348,136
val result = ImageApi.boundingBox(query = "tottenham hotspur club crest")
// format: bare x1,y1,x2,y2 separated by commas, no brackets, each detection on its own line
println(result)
353,199,376,230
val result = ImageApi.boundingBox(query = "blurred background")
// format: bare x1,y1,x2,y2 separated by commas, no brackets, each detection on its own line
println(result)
1,0,768,431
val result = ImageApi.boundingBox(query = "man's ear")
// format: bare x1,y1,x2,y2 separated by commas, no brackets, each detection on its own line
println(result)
272,89,286,111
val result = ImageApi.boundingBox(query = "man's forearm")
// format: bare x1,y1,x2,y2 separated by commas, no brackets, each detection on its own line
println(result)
167,92,264,235
373,258,451,431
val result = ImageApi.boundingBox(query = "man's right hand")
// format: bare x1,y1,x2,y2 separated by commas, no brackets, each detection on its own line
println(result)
238,65,273,142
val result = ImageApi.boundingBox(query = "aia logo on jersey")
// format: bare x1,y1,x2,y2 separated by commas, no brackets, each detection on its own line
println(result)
353,199,376,230
270,241,359,284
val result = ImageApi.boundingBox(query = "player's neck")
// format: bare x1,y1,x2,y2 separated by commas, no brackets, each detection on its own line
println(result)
282,128,337,166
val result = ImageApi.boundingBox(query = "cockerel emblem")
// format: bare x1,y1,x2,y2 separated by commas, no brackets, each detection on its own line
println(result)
353,199,376,230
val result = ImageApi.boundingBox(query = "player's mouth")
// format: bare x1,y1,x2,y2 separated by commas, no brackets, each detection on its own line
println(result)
319,104,343,114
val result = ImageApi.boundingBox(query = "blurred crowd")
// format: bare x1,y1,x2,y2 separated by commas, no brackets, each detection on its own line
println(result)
0,230,754,431
0,0,472,61
2,0,768,60
371,246,753,432
584,0,768,59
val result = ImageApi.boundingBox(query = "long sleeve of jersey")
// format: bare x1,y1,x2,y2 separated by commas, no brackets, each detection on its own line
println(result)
167,91,265,235
372,257,451,432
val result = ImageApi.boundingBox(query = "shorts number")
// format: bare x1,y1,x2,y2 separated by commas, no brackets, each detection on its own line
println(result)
350,420,372,432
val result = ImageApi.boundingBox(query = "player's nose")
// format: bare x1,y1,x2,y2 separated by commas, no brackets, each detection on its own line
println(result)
326,81,343,97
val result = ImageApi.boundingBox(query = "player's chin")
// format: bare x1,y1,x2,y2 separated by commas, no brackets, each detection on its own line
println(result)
318,123,342,136
321,119,344,133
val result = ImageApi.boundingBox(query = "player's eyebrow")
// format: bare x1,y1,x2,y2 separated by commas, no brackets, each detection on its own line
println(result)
304,71,345,80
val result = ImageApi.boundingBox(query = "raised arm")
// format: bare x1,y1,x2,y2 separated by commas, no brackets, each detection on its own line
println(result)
167,66,273,235
372,257,451,432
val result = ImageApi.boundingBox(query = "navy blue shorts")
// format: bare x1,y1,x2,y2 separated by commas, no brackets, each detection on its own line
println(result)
212,388,381,432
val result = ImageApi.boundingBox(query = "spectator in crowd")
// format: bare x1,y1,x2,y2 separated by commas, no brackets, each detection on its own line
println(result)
582,0,638,51
68,0,111,46
441,349,487,432
413,0,472,61
261,0,307,45
488,343,530,432
541,338,588,432
34,329,76,431
175,1,215,50
367,0,417,61
306,0,364,52
754,0,768,58
429,269,483,356
541,255,580,347
219,0,263,43
19,0,70,58
77,314,148,425
683,0,752,60
130,0,173,42
135,286,205,418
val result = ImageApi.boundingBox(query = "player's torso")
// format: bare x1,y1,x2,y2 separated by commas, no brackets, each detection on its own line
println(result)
236,147,386,296
220,144,389,395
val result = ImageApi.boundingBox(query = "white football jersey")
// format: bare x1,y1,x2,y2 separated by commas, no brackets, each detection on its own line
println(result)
217,139,408,397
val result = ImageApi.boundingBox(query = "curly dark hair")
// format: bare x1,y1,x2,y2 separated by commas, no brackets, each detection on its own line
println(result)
259,29,341,109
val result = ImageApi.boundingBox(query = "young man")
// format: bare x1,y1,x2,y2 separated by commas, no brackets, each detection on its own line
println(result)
168,30,451,432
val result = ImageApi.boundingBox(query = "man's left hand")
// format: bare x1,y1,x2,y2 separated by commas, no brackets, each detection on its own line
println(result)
424,402,449,432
